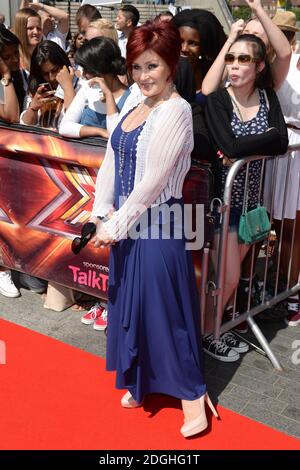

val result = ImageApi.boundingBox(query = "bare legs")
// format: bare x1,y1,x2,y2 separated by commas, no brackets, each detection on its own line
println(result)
181,397,203,421
212,231,250,311
121,391,219,438
241,241,262,279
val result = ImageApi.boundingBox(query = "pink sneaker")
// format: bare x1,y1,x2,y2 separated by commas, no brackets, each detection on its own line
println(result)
285,298,300,327
93,308,108,331
81,303,104,325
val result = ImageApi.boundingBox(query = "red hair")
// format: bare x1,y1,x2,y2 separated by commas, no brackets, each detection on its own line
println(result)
126,19,181,78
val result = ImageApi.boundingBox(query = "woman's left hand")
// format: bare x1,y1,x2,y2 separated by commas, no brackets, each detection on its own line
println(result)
228,19,245,43
56,65,74,88
91,221,115,248
245,0,263,13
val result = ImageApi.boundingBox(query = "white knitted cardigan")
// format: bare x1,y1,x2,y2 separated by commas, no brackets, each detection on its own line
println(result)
92,92,194,241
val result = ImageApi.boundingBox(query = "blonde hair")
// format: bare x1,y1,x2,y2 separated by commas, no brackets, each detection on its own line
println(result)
88,18,118,44
13,8,41,71
244,16,275,62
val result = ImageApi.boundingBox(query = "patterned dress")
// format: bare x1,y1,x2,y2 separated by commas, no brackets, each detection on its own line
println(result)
105,110,206,404
221,90,269,227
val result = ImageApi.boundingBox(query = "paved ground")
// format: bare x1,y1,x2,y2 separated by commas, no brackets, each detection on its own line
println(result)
1,286,300,443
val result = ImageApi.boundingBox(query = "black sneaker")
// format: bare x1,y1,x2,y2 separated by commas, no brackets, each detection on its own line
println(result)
220,331,249,354
236,279,250,313
236,274,262,313
203,334,240,362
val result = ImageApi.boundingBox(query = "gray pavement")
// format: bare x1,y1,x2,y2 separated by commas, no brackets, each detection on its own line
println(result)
0,287,300,443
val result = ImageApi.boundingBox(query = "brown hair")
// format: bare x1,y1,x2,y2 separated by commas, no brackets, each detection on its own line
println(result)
13,8,41,71
75,5,101,29
231,34,274,90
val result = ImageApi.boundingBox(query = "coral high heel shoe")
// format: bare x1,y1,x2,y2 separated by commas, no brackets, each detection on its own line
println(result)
180,393,219,438
121,391,143,408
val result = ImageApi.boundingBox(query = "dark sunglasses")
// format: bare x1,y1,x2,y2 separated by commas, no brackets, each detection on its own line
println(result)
224,53,258,65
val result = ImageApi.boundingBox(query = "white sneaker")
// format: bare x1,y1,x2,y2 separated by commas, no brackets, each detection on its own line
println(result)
0,270,20,298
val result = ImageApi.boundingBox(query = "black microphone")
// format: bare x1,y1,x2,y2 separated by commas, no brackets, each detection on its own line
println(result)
71,222,96,255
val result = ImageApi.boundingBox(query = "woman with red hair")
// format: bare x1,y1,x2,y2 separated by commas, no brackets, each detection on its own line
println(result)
90,19,218,438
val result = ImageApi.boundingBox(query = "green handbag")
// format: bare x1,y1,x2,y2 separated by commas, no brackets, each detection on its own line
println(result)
229,93,271,245
238,205,271,245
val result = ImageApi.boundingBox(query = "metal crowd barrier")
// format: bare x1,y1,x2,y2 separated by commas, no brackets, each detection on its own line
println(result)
201,145,300,371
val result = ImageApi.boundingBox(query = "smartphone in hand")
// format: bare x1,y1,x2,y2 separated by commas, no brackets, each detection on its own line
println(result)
39,82,52,92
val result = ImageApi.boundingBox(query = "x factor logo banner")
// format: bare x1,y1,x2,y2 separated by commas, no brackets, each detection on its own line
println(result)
0,124,210,301
0,125,109,299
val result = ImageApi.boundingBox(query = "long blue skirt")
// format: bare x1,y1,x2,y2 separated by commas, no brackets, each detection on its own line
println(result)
106,197,206,403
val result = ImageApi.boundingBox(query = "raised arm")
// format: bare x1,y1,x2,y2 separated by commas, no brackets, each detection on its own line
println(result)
201,19,245,96
19,1,29,9
55,65,75,110
30,2,69,34
245,0,291,90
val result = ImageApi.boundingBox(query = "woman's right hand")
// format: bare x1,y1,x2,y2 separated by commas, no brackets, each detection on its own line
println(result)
89,217,115,248
88,77,112,101
222,156,236,167
30,85,56,111
228,19,245,44
245,0,263,14
56,65,74,89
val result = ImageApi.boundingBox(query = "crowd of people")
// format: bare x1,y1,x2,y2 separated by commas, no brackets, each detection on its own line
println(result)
0,0,299,439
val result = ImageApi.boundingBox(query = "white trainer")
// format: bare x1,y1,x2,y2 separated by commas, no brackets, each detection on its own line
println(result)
0,270,20,298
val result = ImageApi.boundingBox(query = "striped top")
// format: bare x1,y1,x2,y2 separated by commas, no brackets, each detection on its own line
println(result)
92,91,194,241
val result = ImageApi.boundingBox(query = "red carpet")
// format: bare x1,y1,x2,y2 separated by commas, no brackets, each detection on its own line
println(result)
0,318,299,450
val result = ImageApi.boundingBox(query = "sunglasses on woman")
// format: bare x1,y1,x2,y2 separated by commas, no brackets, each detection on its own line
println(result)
224,53,258,65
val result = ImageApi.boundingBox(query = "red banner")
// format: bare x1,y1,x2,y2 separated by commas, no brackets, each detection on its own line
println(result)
0,124,210,300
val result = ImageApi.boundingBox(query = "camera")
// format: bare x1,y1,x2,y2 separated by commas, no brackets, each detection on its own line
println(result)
71,222,96,254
